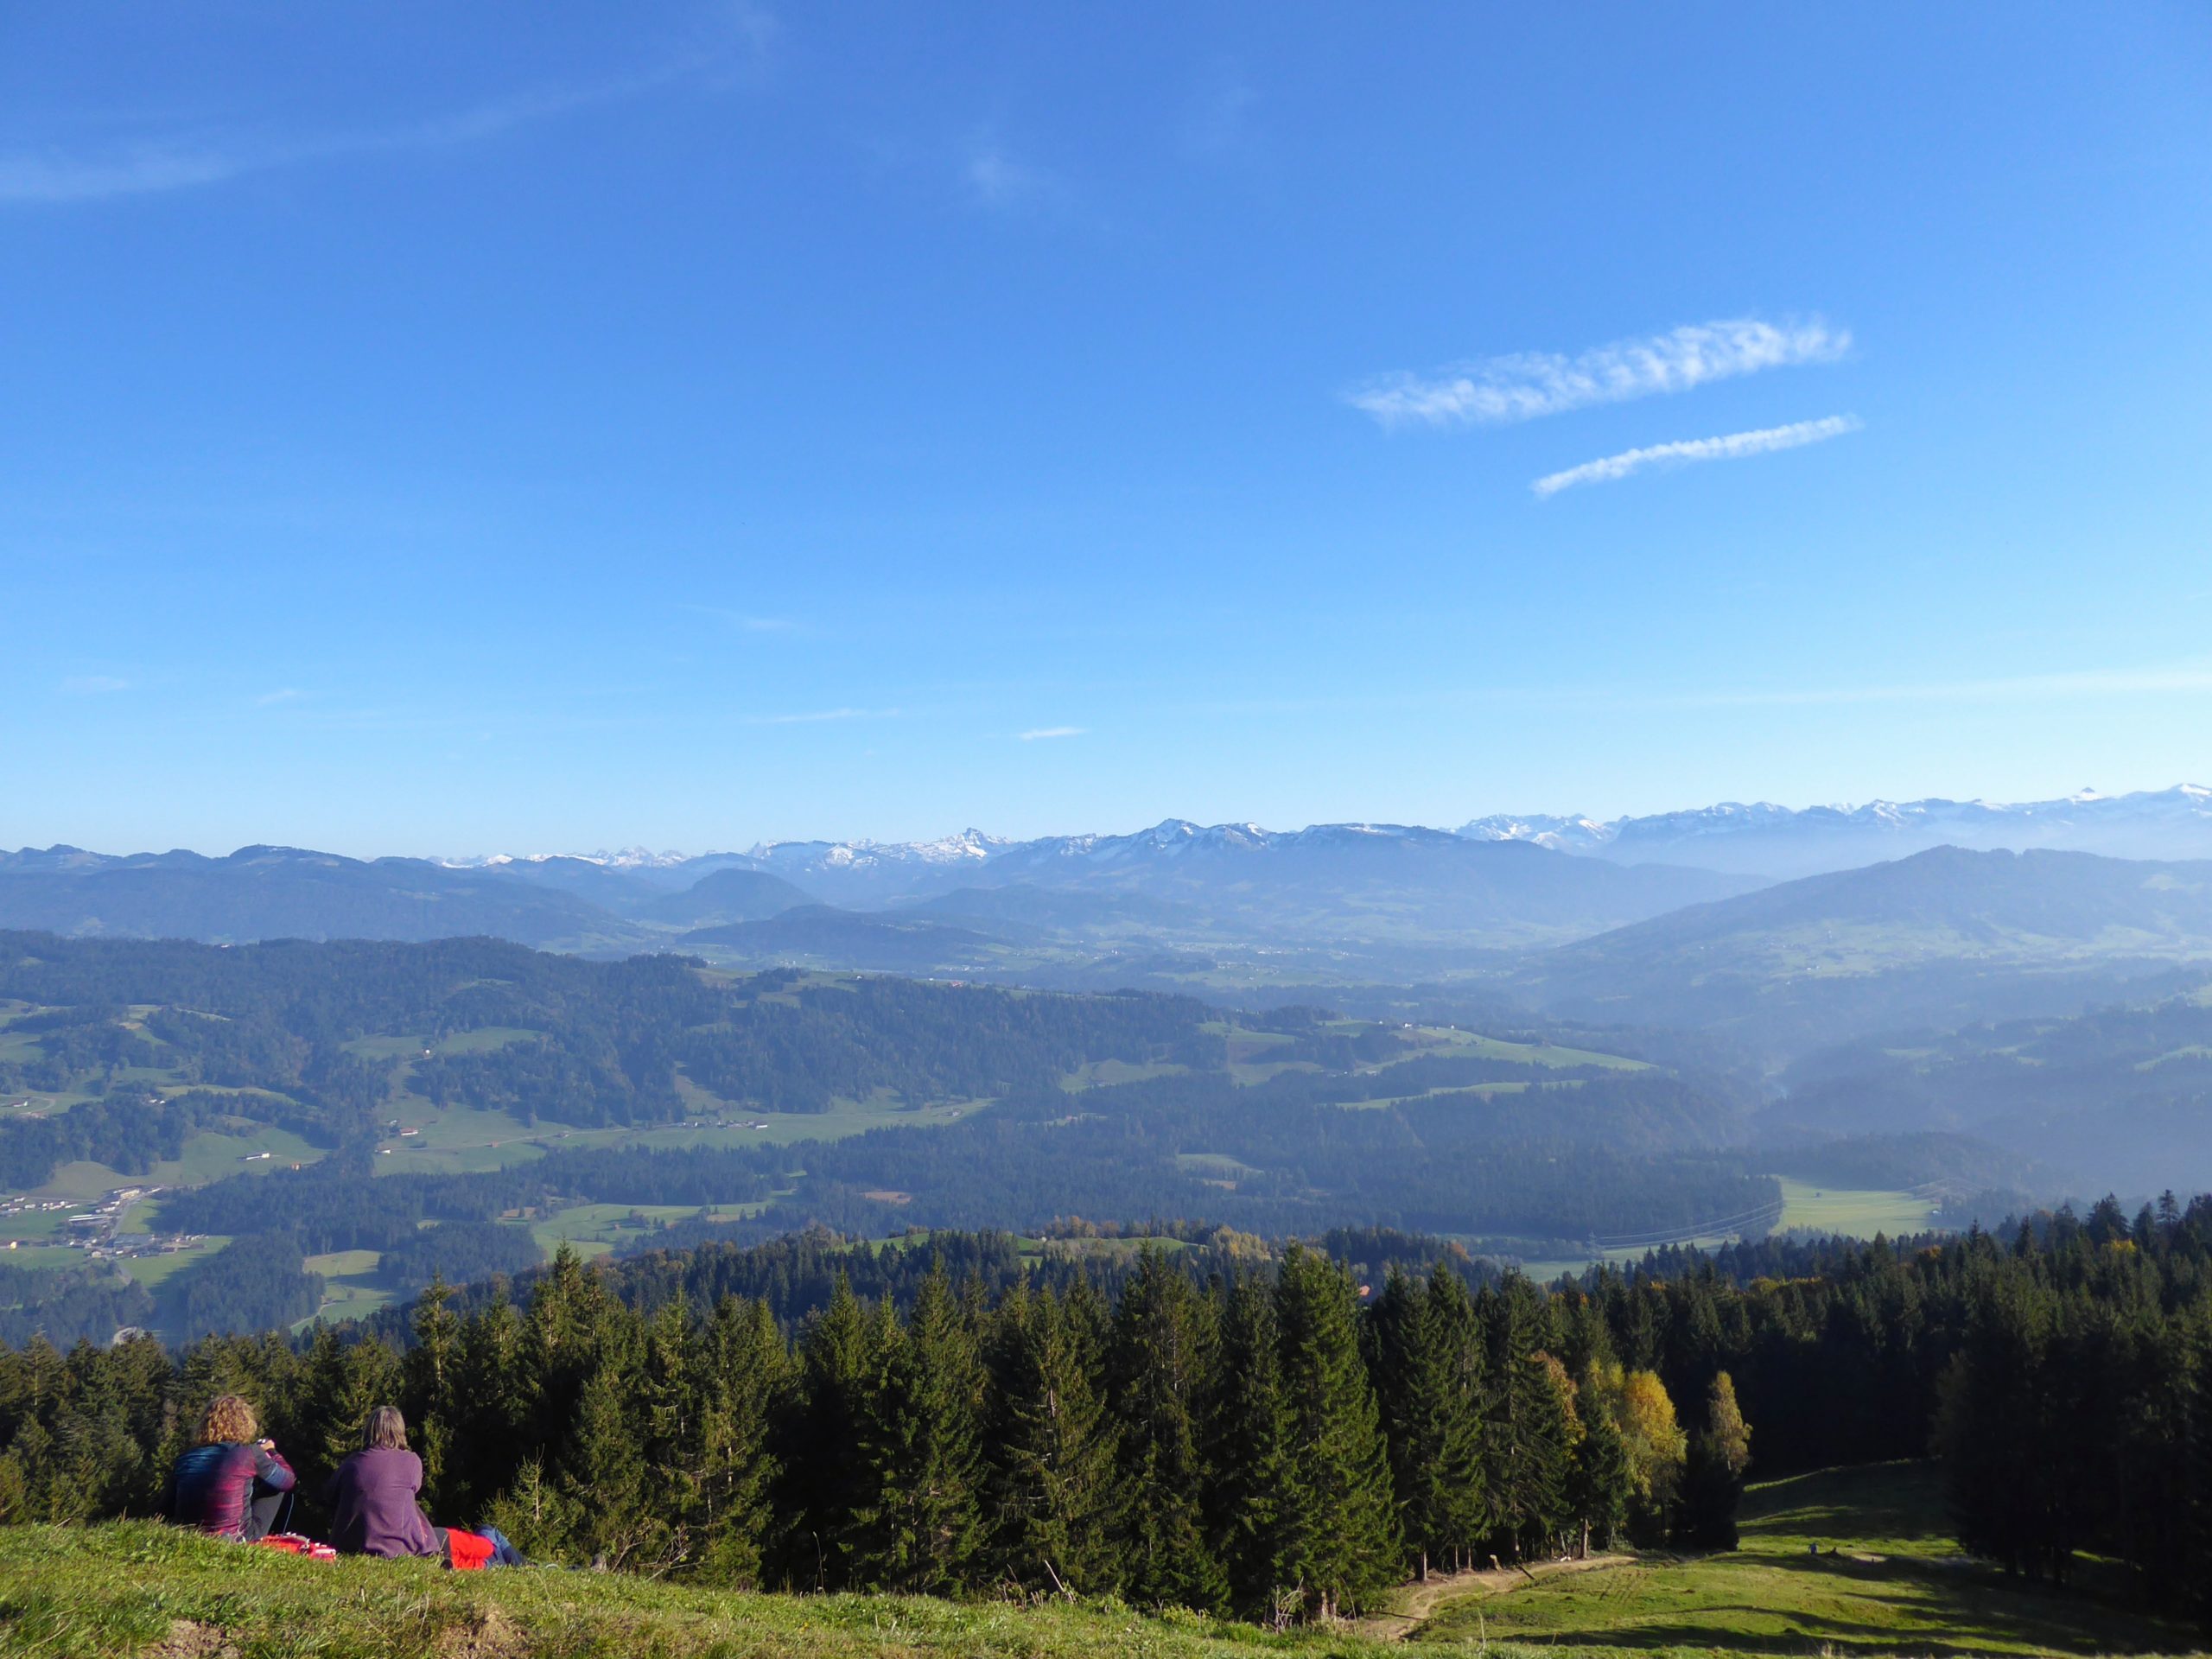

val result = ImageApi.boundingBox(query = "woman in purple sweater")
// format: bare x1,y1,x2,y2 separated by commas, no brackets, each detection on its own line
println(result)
324,1407,522,1564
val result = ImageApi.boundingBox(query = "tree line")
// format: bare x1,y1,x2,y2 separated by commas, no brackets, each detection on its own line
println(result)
0,1243,1743,1623
11,1192,2202,1623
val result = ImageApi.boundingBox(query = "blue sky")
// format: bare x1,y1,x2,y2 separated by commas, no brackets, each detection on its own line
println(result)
5,3,2209,856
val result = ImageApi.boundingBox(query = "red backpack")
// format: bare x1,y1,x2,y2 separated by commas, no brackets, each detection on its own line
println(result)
444,1529,497,1572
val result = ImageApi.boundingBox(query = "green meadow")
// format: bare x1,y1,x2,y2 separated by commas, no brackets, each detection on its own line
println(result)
1413,1462,2193,1656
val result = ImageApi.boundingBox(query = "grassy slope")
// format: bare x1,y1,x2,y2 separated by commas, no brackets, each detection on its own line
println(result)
1414,1462,2196,1656
0,1523,1396,1659
6,1466,2202,1659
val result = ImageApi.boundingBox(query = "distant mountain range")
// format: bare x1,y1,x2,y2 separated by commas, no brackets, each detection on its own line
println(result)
10,791,2211,1041
442,783,2212,892
0,824,1754,960
0,845,640,951
1461,784,2212,877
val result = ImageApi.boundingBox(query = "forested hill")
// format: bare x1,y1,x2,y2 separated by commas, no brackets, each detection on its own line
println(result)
0,931,1220,1160
0,931,1801,1345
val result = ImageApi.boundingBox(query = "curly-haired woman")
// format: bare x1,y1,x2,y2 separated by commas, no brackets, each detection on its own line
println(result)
166,1394,296,1541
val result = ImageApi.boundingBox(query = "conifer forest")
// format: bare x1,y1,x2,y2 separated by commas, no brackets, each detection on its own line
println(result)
6,1201,2212,1634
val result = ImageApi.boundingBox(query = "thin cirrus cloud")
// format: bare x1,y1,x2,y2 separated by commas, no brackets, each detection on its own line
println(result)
0,82,639,205
963,137,1064,212
1530,415,1861,497
1019,726,1086,741
744,707,899,726
0,22,772,207
687,604,802,633
1348,317,1849,429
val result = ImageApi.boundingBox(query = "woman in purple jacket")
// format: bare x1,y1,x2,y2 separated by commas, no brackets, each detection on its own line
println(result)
324,1407,523,1565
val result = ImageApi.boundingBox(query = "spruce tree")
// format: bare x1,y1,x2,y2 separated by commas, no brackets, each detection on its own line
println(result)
443,1294,528,1522
1110,1248,1229,1612
1273,1244,1402,1618
686,1294,787,1587
785,1272,879,1590
1675,1372,1751,1551
400,1274,460,1504
1369,1264,1486,1578
1479,1277,1572,1561
986,1285,1126,1596
292,1327,400,1502
1208,1274,1294,1617
561,1347,652,1567
1569,1390,1632,1554
868,1266,986,1594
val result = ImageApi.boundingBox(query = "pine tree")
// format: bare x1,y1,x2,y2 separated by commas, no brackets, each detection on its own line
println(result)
1676,1372,1751,1551
1273,1244,1402,1618
443,1294,528,1522
686,1294,788,1587
868,1266,986,1594
1109,1248,1229,1612
986,1285,1126,1596
1479,1277,1572,1561
559,1336,652,1568
2190,1312,2212,1638
1368,1264,1486,1578
293,1327,401,1502
1208,1274,1294,1618
400,1274,461,1505
785,1272,878,1590
1569,1389,1632,1554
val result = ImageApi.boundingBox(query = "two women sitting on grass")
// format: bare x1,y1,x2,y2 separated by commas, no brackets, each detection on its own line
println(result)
168,1396,519,1568
324,1405,523,1568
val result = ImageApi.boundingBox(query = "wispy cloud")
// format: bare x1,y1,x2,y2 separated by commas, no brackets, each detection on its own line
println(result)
1532,415,1860,497
688,605,802,633
964,138,1058,211
1019,726,1085,741
0,29,770,207
59,675,130,695
744,707,899,726
1349,317,1849,430
256,688,302,706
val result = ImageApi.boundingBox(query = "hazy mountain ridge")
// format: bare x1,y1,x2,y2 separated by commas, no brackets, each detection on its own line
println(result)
1463,784,2212,876
1,824,1758,958
1516,846,2212,1059
417,783,2212,893
1764,986,2212,1192
0,845,648,950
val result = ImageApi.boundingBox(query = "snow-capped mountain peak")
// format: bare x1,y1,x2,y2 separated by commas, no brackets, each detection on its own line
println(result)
1457,785,2212,877
434,784,2212,896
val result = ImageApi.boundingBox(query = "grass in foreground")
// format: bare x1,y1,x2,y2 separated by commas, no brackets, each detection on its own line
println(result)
1414,1462,2197,1656
0,1523,1397,1659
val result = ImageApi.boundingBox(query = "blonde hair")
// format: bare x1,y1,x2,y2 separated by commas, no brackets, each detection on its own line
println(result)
364,1405,409,1452
199,1394,258,1446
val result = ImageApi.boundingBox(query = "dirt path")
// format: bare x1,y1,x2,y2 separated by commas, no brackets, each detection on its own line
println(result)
1351,1554,1624,1643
